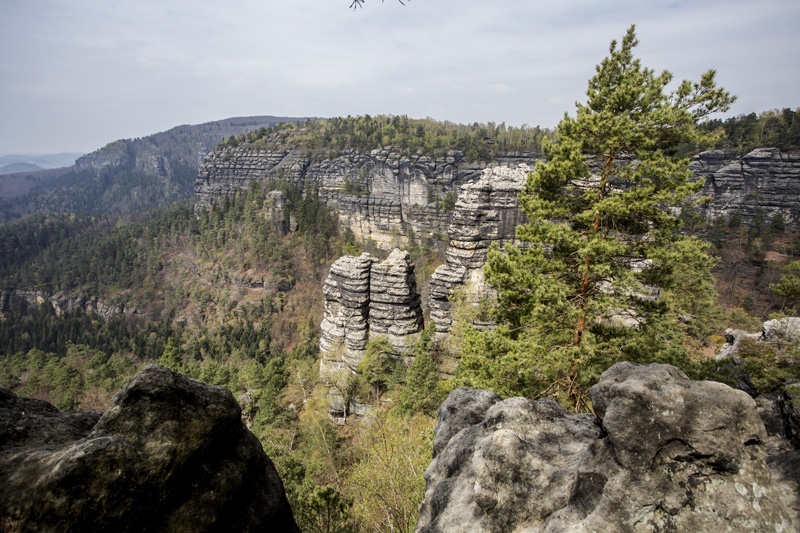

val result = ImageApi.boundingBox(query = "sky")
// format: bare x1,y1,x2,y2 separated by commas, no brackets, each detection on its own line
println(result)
1,0,798,155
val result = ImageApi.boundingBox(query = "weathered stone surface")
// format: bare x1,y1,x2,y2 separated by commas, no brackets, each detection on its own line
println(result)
692,148,800,225
319,250,425,414
416,363,798,533
763,316,800,344
716,327,762,361
195,145,541,246
319,253,376,378
0,364,300,532
716,316,800,361
431,387,501,458
429,164,530,332
369,248,424,350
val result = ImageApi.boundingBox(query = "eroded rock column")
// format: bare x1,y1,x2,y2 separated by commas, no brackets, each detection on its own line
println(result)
369,249,424,353
429,164,530,332
319,253,376,379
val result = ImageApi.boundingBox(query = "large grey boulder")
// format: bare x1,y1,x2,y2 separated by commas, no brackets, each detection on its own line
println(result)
416,362,798,533
0,365,300,533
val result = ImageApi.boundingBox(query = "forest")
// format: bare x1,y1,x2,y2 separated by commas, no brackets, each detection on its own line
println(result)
220,114,555,161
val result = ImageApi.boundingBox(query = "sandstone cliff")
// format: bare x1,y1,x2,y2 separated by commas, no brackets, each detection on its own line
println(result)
693,147,800,224
428,164,529,332
416,363,800,533
195,145,541,245
0,364,300,532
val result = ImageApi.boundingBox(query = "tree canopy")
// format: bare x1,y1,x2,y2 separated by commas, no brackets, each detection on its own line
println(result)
456,25,735,410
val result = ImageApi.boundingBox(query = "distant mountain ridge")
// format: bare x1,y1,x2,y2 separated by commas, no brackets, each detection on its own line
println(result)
0,153,83,171
0,116,313,223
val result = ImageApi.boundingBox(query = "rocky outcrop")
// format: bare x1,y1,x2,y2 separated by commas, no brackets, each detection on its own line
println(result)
195,145,541,245
319,253,376,377
717,316,800,361
369,248,425,347
693,148,800,224
319,250,424,414
429,164,530,332
0,364,300,532
0,289,148,320
416,362,799,533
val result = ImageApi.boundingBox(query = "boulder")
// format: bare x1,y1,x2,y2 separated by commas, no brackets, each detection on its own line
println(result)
0,365,300,533
762,317,800,344
416,362,798,533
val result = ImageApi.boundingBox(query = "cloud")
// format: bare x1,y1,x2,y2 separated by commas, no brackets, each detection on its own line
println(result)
0,0,798,152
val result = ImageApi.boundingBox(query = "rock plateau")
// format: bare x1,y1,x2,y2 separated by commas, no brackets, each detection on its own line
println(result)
195,145,541,246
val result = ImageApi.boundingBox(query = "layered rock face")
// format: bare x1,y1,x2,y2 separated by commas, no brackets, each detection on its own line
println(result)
429,164,530,332
369,248,425,346
693,148,800,224
0,288,146,320
416,362,799,533
319,253,376,376
319,250,424,413
195,145,540,245
0,365,300,532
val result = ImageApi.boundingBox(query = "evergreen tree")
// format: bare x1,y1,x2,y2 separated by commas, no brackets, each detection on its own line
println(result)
457,26,735,410
397,323,444,416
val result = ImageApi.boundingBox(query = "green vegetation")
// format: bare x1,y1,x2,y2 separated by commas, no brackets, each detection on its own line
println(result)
698,107,800,154
1,29,798,533
0,176,442,532
456,26,735,410
771,261,800,311
219,114,554,160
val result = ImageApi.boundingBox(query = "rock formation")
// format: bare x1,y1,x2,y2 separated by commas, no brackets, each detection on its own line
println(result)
0,288,154,320
0,364,300,532
195,145,541,245
429,164,530,332
318,250,424,414
368,248,425,347
416,362,799,533
717,316,800,361
693,148,800,225
319,253,376,378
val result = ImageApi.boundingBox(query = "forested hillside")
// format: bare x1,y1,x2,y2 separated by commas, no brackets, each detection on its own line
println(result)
220,114,554,160
699,107,800,153
0,116,308,223
0,176,450,531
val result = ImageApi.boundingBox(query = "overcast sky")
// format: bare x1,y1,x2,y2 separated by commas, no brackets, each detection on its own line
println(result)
1,0,798,155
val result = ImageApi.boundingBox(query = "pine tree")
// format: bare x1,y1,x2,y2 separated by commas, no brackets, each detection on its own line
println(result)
457,26,735,410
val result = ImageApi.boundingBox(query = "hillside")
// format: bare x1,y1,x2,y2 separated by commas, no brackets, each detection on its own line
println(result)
0,115,312,223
